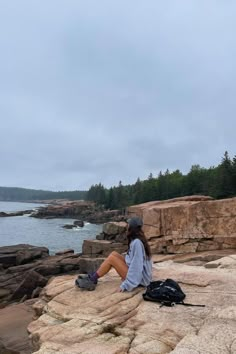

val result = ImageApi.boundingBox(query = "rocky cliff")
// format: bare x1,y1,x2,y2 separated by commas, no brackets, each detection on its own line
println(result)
127,195,236,254
28,252,236,354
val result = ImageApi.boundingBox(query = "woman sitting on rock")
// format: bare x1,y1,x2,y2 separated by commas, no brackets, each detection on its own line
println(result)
75,217,152,291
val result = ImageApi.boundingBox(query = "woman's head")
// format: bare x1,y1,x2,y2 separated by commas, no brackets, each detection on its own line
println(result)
127,216,143,229
126,217,151,259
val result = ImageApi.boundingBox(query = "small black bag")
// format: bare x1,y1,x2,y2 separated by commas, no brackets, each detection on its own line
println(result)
143,278,205,308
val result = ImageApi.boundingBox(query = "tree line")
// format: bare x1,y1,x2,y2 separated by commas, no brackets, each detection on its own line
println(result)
1,152,236,208
86,152,236,209
0,187,86,202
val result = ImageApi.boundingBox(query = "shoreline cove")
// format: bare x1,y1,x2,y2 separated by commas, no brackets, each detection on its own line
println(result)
0,201,102,254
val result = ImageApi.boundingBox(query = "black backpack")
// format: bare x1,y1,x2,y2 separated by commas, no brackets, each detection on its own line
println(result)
143,278,205,308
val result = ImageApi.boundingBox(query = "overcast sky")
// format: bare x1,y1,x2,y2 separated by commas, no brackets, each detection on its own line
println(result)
0,1,235,191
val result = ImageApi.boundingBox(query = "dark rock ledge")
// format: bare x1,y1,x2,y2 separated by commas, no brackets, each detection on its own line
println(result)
0,210,33,217
0,244,82,306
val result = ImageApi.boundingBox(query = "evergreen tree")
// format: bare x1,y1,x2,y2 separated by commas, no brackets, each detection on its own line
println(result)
87,183,106,205
215,151,234,198
142,173,157,202
168,169,184,198
105,187,117,209
232,155,236,195
133,178,143,204
157,171,165,200
85,151,236,208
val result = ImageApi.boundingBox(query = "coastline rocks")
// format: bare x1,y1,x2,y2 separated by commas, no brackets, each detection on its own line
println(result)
11,270,48,301
30,201,96,219
63,224,76,229
0,299,35,354
86,209,125,224
28,253,236,354
0,210,33,217
0,245,82,305
0,219,130,306
62,220,85,229
127,195,236,254
30,200,123,224
77,221,128,273
55,249,74,256
82,240,127,258
74,220,84,227
0,244,49,268
99,221,127,243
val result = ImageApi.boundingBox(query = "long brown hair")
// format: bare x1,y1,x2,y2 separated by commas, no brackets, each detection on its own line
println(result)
127,225,151,259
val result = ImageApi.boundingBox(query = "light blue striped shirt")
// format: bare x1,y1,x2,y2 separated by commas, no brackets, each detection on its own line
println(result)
120,238,152,292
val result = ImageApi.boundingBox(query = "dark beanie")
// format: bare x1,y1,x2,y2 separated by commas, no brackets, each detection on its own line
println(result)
127,216,143,228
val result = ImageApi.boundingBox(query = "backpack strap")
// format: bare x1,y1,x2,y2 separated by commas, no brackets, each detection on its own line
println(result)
160,301,205,308
179,302,205,307
143,293,205,308
159,301,175,308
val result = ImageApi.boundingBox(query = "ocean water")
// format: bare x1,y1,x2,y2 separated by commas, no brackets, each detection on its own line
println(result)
0,201,102,254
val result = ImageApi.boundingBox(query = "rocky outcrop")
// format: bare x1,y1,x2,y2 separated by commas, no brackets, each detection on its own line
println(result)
0,199,123,223
0,210,33,217
28,252,236,354
78,221,128,272
97,221,127,242
30,201,95,219
55,249,74,256
74,220,84,227
82,239,127,258
127,195,236,254
0,244,49,268
31,200,123,223
62,224,77,229
85,209,125,224
62,220,85,229
0,245,82,305
0,300,35,354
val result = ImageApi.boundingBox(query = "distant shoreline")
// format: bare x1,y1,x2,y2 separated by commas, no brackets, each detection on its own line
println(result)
0,200,48,204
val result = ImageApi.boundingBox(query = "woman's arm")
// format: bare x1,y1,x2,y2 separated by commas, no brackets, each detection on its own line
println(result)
120,239,144,291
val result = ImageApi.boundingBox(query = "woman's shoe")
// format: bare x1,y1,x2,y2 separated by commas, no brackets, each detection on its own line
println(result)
77,273,98,284
75,277,96,291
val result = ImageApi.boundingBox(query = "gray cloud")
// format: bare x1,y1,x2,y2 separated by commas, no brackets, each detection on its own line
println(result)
0,1,236,190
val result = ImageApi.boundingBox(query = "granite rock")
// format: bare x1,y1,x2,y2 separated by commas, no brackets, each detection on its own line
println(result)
28,254,236,354
127,196,236,254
